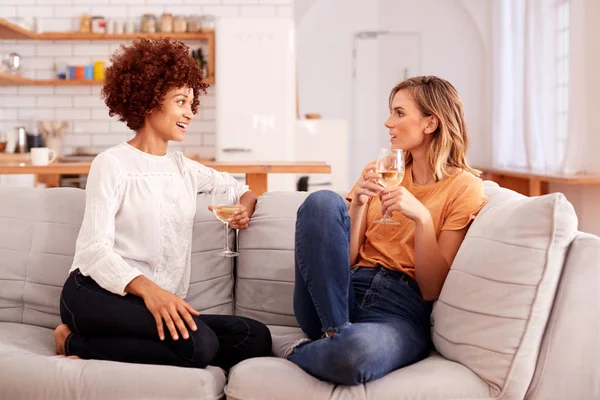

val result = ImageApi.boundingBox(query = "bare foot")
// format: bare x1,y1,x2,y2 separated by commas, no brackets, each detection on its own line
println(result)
54,324,71,356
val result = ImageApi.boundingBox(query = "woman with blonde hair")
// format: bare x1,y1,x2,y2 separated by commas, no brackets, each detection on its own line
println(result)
279,76,487,385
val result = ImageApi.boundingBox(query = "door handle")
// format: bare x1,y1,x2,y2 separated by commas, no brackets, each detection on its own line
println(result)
222,148,252,153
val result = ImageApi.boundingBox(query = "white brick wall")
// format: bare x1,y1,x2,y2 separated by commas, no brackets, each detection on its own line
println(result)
1,0,293,157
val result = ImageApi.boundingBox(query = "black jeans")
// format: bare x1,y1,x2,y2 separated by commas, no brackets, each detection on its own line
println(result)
59,269,272,370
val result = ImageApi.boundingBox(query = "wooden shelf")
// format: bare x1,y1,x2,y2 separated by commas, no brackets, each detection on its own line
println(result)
38,31,214,41
0,72,107,86
0,19,37,40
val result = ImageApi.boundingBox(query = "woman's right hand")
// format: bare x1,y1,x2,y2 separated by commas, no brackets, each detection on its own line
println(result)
126,276,199,341
353,166,384,207
141,286,200,341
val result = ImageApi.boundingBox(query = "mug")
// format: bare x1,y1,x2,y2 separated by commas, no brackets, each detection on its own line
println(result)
31,147,57,166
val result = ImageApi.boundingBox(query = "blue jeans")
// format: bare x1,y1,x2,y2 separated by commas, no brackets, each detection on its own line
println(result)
289,190,433,386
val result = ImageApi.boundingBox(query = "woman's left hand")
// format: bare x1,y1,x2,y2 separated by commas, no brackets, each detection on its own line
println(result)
380,187,431,224
228,204,250,230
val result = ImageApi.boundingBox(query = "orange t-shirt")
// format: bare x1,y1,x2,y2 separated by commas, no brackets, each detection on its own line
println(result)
346,163,488,279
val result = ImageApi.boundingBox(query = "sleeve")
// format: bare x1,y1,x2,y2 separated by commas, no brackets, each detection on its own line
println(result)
71,152,143,296
184,157,250,198
441,178,488,232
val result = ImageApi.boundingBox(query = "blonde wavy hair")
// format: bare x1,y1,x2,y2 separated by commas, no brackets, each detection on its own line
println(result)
389,76,480,181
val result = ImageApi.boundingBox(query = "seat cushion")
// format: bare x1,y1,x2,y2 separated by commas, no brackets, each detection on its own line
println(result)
0,187,235,330
235,192,309,326
431,182,578,399
0,322,226,400
225,354,491,400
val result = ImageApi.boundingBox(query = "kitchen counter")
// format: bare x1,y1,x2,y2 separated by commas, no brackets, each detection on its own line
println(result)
0,159,332,195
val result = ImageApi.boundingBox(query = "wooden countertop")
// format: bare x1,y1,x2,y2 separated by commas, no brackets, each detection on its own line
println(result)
0,161,331,175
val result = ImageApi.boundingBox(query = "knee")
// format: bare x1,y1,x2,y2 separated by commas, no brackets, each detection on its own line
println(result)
331,331,384,385
239,318,273,358
189,328,220,368
297,190,347,223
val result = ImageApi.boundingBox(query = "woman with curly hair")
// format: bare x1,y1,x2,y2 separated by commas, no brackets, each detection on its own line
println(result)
53,38,272,370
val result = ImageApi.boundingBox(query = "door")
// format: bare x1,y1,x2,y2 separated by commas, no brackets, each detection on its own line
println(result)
350,31,421,182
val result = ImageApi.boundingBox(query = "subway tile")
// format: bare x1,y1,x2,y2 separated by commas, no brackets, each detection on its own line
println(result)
92,108,112,120
202,5,240,17
0,109,19,121
259,0,292,4
109,121,133,134
126,6,165,18
36,96,72,108
18,86,54,95
91,133,124,146
53,5,94,18
109,0,145,4
72,43,110,56
18,108,55,120
72,95,104,108
0,6,17,18
36,0,72,5
26,57,54,70
55,85,93,95
90,6,128,18
0,87,19,95
240,5,276,17
201,107,215,120
1,96,37,108
8,44,35,57
62,134,93,147
35,69,57,79
183,146,214,159
193,120,215,133
72,121,110,133
16,6,54,18
37,44,72,57
222,0,258,4
202,132,215,146
55,108,91,120
182,133,202,145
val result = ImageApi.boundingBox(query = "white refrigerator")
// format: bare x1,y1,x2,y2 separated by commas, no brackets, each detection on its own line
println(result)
215,18,297,192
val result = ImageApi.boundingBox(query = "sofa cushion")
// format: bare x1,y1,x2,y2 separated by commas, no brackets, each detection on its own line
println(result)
0,187,234,329
225,354,491,400
235,191,309,326
431,182,578,398
525,233,600,400
0,322,226,400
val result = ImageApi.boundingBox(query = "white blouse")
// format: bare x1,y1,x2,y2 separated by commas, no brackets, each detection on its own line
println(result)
70,142,249,298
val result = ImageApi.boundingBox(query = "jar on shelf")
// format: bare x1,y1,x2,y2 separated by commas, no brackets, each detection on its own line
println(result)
173,15,187,33
141,14,157,33
199,15,216,30
160,13,173,33
186,15,201,32
90,16,106,34
79,13,91,34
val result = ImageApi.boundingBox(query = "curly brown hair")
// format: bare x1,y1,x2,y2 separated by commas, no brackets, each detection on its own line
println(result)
102,38,208,131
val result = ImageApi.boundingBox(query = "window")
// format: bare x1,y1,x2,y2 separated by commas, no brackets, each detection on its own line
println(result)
555,0,570,166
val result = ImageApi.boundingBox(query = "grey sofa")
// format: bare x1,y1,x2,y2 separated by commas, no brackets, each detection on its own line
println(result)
0,183,599,400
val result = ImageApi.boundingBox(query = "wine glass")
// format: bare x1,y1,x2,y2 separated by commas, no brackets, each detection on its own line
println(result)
212,184,240,257
374,148,405,225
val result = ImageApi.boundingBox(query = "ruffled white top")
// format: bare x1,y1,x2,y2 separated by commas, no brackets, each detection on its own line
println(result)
70,142,249,297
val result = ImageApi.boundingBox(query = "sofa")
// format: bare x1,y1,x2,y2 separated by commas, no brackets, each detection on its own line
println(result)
0,182,599,400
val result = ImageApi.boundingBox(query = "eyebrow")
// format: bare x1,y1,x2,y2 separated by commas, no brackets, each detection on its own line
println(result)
392,106,404,111
172,93,189,99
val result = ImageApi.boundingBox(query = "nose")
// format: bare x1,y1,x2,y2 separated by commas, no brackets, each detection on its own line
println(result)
384,114,393,130
183,108,194,122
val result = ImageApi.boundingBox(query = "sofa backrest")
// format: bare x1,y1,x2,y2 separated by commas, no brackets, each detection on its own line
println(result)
235,191,309,327
525,232,600,400
0,187,234,329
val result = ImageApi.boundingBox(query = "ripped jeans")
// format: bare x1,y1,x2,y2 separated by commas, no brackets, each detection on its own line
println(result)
288,190,433,385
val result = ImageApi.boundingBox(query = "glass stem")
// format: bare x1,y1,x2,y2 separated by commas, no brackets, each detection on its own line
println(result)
223,223,229,251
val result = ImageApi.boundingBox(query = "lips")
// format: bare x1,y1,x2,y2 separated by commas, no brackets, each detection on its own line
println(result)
176,122,187,132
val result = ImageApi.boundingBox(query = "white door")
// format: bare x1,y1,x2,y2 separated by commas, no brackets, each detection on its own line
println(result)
216,18,297,191
350,32,421,182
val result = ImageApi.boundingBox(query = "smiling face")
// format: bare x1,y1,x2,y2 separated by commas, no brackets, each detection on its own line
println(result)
384,89,437,153
143,86,195,142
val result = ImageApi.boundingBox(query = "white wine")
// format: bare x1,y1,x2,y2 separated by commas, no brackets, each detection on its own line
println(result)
214,205,240,223
377,171,404,188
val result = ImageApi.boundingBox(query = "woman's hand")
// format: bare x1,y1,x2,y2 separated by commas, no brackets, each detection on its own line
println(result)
353,166,384,207
380,186,432,224
228,204,250,230
141,285,200,341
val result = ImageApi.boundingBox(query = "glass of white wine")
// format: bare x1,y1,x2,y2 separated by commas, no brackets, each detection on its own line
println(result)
374,148,405,225
212,184,240,257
